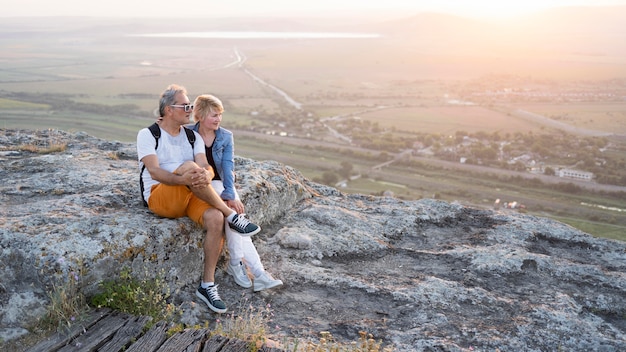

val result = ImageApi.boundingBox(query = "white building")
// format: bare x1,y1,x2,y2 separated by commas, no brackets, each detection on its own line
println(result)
558,169,594,181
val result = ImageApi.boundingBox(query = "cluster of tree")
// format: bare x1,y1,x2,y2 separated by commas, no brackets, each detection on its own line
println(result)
312,161,355,186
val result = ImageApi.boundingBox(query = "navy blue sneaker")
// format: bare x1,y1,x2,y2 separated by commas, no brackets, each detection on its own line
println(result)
228,214,260,236
196,284,227,313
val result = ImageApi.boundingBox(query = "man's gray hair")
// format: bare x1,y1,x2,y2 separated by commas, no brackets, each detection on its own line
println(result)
158,84,187,117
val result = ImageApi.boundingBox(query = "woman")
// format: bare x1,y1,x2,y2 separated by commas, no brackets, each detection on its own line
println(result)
191,94,283,292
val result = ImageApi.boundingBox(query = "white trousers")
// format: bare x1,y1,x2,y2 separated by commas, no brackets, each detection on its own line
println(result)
211,180,265,277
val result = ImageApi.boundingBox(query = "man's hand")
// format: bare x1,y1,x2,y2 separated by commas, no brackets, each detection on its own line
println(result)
186,167,213,188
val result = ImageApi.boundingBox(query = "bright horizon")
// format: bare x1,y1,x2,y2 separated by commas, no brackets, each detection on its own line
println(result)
4,0,626,19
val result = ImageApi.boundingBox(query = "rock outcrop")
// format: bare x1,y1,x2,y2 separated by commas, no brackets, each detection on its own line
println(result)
1,129,625,351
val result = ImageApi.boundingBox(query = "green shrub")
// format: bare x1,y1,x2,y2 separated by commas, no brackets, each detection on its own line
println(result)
90,267,180,324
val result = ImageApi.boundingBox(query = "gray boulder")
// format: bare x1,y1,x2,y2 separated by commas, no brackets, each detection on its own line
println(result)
1,129,625,351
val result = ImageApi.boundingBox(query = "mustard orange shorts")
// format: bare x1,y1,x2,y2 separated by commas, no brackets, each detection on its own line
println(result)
148,183,212,227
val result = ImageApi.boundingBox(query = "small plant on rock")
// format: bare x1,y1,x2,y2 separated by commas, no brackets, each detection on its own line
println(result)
90,267,180,325
212,293,273,349
39,261,89,333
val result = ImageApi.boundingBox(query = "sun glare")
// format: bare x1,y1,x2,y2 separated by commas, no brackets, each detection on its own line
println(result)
435,0,578,18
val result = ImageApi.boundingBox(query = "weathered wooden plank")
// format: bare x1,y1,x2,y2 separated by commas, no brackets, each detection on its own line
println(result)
25,309,111,352
156,328,209,352
201,334,228,352
125,320,170,352
98,315,152,352
56,312,131,352
25,309,284,352
219,337,250,352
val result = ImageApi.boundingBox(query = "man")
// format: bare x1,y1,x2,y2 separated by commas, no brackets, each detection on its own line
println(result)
137,84,260,314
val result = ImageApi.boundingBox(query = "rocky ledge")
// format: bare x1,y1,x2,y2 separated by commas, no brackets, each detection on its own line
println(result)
1,129,625,351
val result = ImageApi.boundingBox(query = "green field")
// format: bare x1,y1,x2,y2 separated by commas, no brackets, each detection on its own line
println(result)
510,102,626,134
356,106,548,135
549,216,626,242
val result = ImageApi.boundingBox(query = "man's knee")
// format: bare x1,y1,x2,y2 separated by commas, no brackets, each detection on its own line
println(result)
175,161,200,175
203,208,224,229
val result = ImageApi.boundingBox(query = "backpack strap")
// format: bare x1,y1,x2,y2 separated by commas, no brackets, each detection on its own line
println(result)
140,123,196,207
140,123,161,207
182,126,196,146
148,122,161,148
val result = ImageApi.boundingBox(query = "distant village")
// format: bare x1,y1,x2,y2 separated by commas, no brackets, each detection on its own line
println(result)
257,114,621,189
457,75,626,104
412,135,596,182
247,76,625,190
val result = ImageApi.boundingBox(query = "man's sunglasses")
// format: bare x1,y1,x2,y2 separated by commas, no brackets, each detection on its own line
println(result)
170,104,194,112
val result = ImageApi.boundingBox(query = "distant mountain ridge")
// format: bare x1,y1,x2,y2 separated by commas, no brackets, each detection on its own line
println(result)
375,6,626,56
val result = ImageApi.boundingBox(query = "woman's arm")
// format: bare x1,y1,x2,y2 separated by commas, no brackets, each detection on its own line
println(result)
218,129,237,201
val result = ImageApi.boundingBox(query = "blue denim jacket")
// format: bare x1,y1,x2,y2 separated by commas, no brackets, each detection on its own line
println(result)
190,122,236,201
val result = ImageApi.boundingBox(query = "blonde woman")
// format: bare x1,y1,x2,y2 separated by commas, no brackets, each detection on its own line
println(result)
191,94,283,292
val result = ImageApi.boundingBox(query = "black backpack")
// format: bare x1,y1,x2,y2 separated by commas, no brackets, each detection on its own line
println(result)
139,123,196,207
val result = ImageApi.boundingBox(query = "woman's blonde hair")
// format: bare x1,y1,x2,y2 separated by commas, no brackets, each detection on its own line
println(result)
193,94,224,122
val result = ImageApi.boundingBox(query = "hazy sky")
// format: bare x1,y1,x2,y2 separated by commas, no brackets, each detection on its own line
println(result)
4,0,626,19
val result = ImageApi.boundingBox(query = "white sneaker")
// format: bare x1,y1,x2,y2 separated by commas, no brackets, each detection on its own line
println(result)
253,272,283,292
226,261,252,288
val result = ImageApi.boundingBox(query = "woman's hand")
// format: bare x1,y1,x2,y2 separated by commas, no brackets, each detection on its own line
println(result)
225,199,245,214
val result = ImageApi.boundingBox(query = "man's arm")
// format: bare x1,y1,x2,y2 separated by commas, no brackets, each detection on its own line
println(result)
142,154,191,186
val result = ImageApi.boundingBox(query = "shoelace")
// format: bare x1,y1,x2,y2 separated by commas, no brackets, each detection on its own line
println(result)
206,285,222,301
231,214,251,229
238,263,247,277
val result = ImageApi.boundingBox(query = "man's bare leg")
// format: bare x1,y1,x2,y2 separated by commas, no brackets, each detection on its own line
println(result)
195,208,228,314
201,208,225,283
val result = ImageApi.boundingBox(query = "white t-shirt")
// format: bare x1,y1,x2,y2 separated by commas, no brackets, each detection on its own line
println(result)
137,126,204,202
